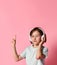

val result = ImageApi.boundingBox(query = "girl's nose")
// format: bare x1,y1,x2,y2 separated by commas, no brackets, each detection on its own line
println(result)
34,37,36,40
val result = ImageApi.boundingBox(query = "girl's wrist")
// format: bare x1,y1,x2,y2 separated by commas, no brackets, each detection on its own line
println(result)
39,41,43,46
38,44,42,49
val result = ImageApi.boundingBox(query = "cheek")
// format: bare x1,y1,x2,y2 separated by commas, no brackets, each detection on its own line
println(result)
36,37,41,41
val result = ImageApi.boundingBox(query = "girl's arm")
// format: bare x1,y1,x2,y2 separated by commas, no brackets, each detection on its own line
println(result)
36,41,45,59
11,35,23,62
36,35,46,59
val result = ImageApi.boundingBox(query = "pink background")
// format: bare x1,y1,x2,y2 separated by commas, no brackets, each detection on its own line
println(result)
0,0,57,65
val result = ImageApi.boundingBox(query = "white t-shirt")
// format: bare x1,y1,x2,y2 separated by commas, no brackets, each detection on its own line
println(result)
20,44,48,65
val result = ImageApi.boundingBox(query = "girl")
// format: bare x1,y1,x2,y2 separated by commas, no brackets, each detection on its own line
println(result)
11,27,48,65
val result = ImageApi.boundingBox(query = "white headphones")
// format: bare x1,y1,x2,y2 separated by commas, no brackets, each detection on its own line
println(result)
29,27,46,42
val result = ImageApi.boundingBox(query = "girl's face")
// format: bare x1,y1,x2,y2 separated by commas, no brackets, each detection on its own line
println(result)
30,31,41,45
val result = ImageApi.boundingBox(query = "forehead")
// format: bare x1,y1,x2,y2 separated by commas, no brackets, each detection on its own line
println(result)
32,30,40,35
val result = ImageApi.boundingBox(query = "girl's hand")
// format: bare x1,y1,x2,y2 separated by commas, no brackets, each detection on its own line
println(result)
39,34,46,46
11,35,16,46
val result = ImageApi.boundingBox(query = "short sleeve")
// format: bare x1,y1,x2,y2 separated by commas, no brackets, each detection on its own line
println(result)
20,48,27,58
42,47,48,58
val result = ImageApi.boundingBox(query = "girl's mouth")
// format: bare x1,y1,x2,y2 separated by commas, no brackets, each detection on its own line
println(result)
34,41,37,42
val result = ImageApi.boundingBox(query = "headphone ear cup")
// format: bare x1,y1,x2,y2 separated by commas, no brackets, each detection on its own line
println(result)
29,36,32,42
41,35,44,40
41,34,46,42
44,34,47,42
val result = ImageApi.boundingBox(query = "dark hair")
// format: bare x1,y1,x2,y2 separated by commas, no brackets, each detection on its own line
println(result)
30,27,43,36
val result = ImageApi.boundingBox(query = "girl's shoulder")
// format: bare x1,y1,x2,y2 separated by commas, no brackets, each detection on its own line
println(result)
42,46,48,52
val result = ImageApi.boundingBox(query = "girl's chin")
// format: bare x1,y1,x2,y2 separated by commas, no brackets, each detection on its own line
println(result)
33,42,39,45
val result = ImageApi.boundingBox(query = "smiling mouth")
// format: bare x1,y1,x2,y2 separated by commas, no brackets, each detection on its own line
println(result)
34,41,37,42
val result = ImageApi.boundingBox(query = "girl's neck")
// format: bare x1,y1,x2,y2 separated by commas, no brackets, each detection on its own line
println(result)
32,44,39,48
